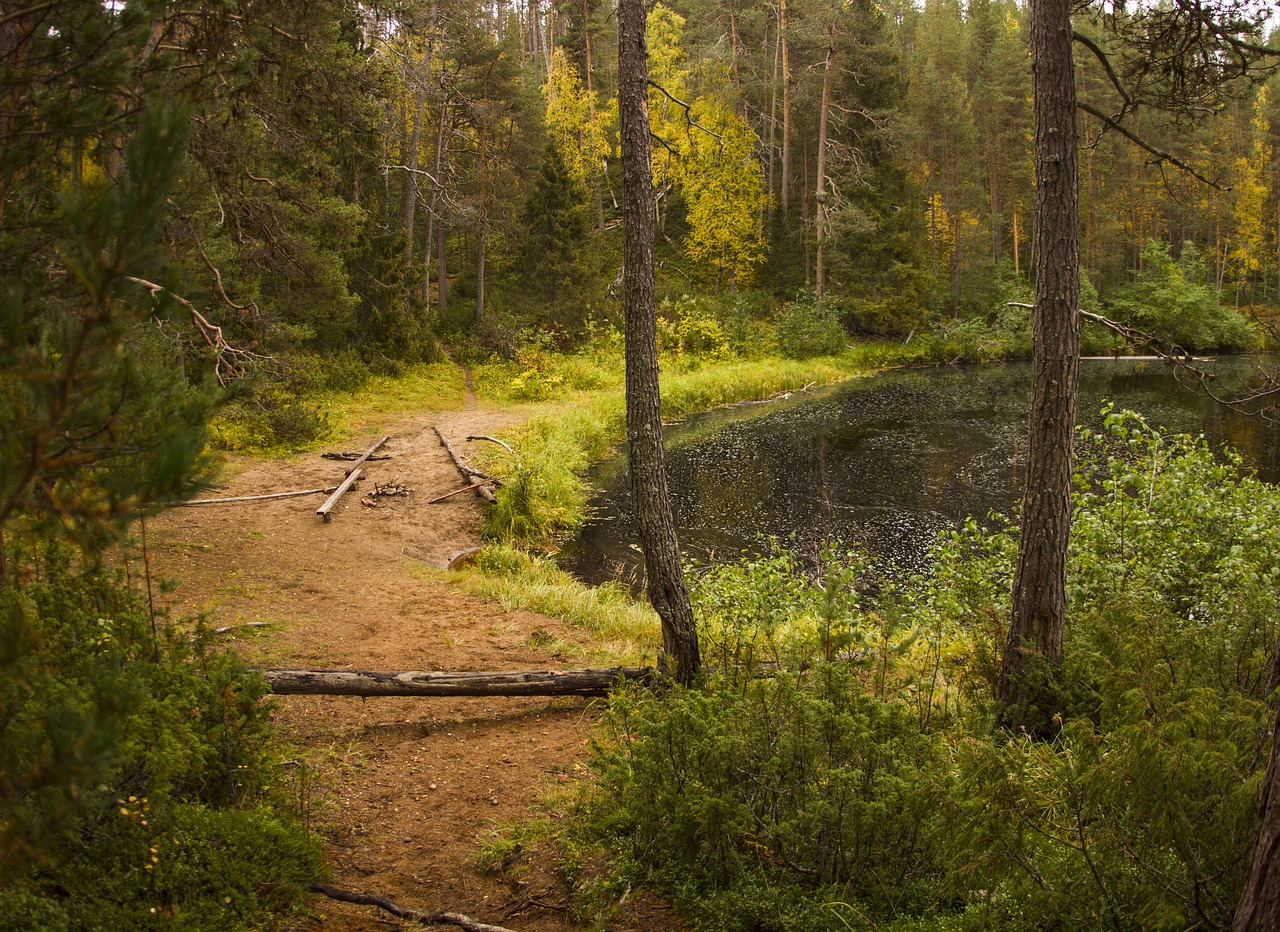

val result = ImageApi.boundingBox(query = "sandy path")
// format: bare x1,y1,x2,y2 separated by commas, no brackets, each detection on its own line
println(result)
149,408,671,931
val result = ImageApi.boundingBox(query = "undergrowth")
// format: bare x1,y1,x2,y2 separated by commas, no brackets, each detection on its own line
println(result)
484,411,1280,931
0,544,322,929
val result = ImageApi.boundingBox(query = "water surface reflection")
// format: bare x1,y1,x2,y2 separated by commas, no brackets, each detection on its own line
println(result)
560,359,1280,586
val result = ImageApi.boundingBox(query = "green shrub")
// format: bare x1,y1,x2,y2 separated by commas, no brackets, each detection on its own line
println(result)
0,545,320,927
775,295,848,359
583,673,949,928
1106,241,1258,351
562,410,1280,930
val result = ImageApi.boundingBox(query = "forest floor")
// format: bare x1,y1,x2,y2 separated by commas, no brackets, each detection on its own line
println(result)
149,390,674,931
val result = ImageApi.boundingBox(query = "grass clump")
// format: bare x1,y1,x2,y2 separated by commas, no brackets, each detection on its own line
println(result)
449,544,660,664
545,410,1279,931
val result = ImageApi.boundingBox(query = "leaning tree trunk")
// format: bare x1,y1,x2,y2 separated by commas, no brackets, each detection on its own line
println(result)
997,0,1079,731
1235,704,1280,930
617,0,700,685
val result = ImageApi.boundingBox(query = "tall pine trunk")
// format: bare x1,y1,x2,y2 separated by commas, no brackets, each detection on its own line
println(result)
815,32,833,298
997,0,1080,730
780,0,792,223
1235,684,1280,931
617,0,700,685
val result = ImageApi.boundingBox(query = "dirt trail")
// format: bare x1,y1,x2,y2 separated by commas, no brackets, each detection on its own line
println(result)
150,406,668,931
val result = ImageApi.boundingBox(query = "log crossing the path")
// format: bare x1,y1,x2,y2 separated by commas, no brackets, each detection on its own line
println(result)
316,468,362,521
261,666,653,697
434,425,498,503
342,434,390,476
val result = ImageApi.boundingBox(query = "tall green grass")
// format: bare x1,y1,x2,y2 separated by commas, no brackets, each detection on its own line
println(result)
447,545,661,664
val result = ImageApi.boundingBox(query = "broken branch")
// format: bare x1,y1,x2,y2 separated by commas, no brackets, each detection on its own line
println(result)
308,883,515,932
434,426,498,503
179,487,337,505
427,479,496,504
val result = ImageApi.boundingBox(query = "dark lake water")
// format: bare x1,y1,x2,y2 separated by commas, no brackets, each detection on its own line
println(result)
559,358,1280,586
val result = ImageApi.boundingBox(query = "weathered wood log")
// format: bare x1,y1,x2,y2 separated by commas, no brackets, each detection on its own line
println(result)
212,622,269,635
262,666,654,697
434,426,498,503
316,468,362,521
322,451,391,462
465,434,515,454
309,883,515,932
427,478,496,504
179,486,337,506
343,435,391,476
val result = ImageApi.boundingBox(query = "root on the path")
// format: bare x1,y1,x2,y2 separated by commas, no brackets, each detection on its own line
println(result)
309,882,517,932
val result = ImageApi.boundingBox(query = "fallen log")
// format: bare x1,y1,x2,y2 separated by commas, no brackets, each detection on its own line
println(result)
322,451,392,462
261,666,653,697
316,468,362,521
309,883,515,932
434,426,498,503
427,478,496,504
179,486,336,506
343,434,390,476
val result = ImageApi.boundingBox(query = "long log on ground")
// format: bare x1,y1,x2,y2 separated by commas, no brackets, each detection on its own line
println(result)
433,426,498,503
343,434,390,476
309,883,515,932
262,666,653,697
179,486,337,506
316,468,362,521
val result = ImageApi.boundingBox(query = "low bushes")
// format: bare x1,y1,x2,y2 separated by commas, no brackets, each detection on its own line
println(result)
552,411,1279,930
0,545,322,928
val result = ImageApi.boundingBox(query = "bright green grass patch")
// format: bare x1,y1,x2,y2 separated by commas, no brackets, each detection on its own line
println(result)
471,344,908,545
446,545,661,665
320,361,468,439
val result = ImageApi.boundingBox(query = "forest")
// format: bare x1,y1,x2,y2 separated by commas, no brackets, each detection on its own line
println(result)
4,0,1280,929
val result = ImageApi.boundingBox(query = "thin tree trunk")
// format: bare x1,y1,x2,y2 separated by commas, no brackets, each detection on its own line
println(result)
727,0,742,89
997,0,1080,730
815,33,834,298
780,0,792,223
401,47,430,267
618,0,700,685
1235,681,1280,931
438,223,448,315
476,122,487,323
767,24,779,226
802,135,810,284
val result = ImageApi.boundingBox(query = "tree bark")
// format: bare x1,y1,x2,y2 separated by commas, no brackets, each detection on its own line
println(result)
1235,705,1280,930
815,32,834,298
617,0,700,685
263,667,653,697
476,122,487,324
997,0,1080,730
780,0,792,223
401,47,430,267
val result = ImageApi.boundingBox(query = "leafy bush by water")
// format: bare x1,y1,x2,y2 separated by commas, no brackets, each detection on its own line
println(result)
1105,241,1257,351
562,410,1279,930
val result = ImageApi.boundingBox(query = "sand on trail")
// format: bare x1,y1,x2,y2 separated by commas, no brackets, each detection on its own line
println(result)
149,407,674,931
